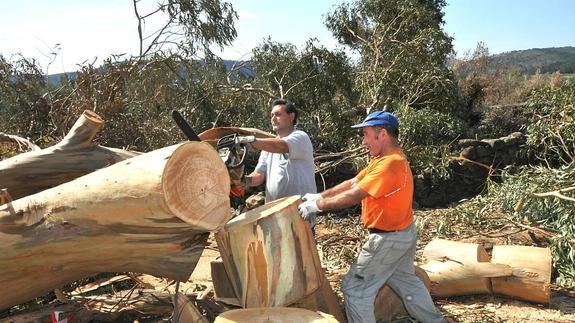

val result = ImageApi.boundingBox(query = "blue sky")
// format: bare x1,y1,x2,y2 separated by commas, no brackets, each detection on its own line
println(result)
0,0,573,74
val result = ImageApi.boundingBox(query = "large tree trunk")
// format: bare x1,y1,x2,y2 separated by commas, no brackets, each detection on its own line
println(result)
0,141,231,310
216,195,323,308
0,110,138,200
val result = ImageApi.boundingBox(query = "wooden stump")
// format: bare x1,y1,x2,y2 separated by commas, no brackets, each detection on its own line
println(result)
211,260,241,306
420,239,511,297
0,141,230,310
490,245,552,304
214,307,339,323
0,110,138,200
216,195,323,308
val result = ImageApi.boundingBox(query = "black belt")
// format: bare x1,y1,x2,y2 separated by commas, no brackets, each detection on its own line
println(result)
368,227,399,234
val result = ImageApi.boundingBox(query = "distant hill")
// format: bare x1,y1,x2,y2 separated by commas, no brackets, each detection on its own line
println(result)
489,46,575,74
45,59,253,85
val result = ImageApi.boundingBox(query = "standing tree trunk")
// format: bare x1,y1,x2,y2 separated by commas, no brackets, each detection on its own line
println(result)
0,110,138,200
0,141,231,310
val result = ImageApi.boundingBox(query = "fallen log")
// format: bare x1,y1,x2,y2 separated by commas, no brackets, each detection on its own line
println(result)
491,245,552,304
0,141,230,310
216,195,323,308
420,239,511,297
0,110,138,200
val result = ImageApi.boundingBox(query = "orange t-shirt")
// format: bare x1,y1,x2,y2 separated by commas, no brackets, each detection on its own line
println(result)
356,148,414,231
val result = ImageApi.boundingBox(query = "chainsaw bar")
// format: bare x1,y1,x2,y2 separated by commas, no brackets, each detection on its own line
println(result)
171,110,201,141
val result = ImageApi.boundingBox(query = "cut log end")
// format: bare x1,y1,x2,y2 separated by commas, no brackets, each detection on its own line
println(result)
215,307,339,323
82,109,104,124
163,141,231,231
224,195,301,230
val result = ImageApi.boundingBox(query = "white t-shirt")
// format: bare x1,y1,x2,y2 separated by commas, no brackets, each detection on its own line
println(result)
254,129,317,202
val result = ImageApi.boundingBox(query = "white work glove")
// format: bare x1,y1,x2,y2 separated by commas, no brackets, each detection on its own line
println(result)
235,135,255,144
298,199,321,221
302,193,323,203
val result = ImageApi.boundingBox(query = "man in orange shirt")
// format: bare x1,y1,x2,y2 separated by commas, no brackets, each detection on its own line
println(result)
299,111,444,323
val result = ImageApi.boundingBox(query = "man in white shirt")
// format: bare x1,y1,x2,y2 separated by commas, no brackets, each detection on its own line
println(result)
237,99,318,231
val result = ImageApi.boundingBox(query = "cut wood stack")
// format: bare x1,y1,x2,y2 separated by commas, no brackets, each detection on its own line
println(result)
419,238,551,304
0,141,231,310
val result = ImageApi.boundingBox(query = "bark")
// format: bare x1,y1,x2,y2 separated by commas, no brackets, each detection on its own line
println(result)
0,110,138,200
0,141,231,310
216,195,323,308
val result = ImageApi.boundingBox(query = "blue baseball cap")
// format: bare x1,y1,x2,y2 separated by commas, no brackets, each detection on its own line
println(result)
351,111,399,129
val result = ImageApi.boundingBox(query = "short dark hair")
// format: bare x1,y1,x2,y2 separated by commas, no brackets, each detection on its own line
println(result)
272,98,298,125
374,125,399,139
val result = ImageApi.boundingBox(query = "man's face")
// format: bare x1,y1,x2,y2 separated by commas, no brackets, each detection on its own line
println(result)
362,126,384,157
270,104,294,133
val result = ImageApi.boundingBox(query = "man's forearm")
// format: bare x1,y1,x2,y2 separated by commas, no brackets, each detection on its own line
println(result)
317,187,364,212
251,138,289,153
320,178,357,198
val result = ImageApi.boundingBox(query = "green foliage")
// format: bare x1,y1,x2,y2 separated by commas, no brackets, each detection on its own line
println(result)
394,105,465,183
451,164,575,286
0,55,54,144
396,105,466,147
524,81,575,165
325,0,457,113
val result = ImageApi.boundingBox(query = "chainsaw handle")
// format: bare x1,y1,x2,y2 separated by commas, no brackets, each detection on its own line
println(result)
226,143,247,168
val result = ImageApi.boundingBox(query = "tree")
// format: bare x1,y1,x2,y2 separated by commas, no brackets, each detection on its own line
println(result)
325,0,457,114
132,0,238,58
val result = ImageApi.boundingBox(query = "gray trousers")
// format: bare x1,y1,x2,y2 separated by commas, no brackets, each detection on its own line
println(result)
342,223,444,323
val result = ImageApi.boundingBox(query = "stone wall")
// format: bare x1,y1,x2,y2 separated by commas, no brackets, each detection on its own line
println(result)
414,132,526,207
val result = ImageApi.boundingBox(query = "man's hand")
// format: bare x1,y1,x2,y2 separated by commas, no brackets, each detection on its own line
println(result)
235,135,255,145
233,176,251,190
302,193,322,202
298,199,321,221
